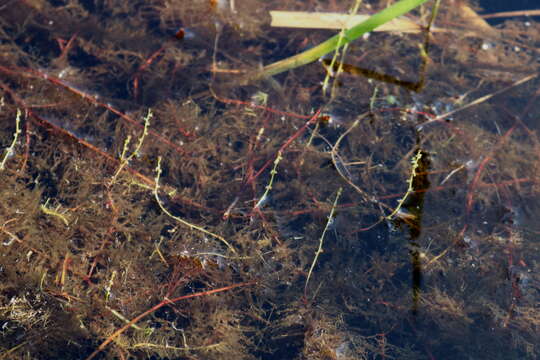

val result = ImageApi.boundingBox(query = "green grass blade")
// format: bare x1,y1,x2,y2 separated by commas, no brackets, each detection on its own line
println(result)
254,0,430,79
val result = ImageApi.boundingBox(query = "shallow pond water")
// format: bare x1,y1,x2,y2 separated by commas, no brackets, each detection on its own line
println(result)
1,1,539,359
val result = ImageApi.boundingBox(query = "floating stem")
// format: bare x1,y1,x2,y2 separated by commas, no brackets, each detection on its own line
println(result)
305,187,343,298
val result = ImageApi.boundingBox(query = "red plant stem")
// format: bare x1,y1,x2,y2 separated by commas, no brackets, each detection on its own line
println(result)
465,122,518,215
133,46,167,100
212,91,312,120
210,92,318,184
0,65,188,156
0,73,216,216
85,280,257,360
56,33,78,62
0,77,197,193
248,108,322,185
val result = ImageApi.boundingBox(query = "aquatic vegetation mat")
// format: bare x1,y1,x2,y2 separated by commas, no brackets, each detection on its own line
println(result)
1,0,540,359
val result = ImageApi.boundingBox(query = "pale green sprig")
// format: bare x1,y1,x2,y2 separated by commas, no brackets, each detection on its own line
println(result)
305,187,343,297
255,150,283,209
109,109,152,185
154,157,237,254
386,150,423,220
0,109,22,171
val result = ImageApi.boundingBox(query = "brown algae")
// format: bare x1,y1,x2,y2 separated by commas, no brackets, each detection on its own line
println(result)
1,0,540,359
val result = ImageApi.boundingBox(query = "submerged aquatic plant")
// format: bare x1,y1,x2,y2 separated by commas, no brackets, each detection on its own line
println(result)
0,0,540,359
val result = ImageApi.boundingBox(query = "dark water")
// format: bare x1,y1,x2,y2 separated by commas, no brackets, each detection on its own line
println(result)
0,1,539,359
480,0,540,24
480,0,538,13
